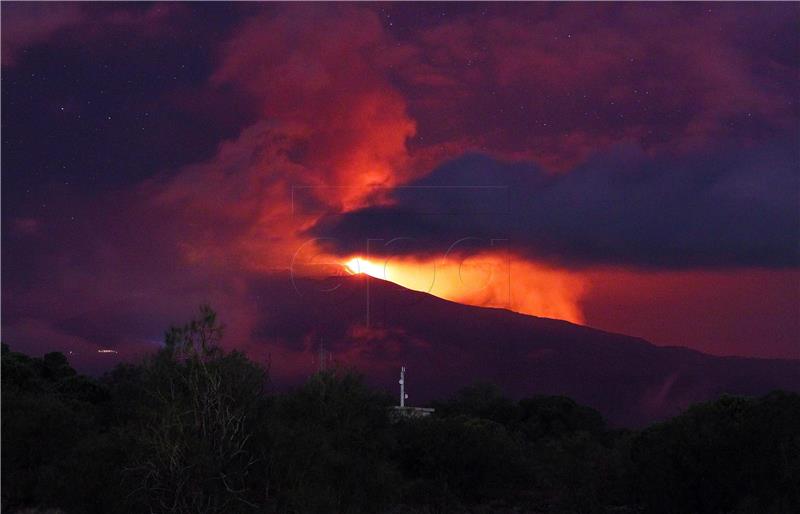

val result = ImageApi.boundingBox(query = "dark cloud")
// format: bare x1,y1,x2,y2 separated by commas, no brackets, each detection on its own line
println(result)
311,140,800,269
1,3,83,66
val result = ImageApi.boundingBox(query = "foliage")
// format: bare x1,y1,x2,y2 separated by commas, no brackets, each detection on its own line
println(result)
1,344,124,513
629,392,800,513
3,312,800,514
267,370,399,513
431,383,517,425
122,306,268,514
395,415,531,510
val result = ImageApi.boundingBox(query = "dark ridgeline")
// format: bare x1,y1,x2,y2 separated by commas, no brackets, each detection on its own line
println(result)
255,273,800,427
2,306,799,514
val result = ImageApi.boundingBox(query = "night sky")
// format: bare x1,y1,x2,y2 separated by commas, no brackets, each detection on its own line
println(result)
3,2,799,372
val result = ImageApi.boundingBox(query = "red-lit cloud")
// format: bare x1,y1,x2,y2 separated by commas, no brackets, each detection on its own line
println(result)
393,3,798,171
2,3,798,369
104,4,800,349
212,6,418,209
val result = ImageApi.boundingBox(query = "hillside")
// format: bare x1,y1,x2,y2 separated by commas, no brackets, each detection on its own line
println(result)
256,273,800,426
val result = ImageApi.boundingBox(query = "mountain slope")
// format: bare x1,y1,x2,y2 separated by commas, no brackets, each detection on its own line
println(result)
252,273,800,426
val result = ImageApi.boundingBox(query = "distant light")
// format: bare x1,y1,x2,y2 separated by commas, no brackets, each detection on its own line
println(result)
97,349,118,354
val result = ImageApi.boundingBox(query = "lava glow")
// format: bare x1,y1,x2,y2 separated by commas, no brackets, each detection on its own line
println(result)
341,254,585,324
344,257,389,279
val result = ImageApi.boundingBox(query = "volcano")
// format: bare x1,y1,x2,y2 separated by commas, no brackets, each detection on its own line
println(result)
252,273,800,426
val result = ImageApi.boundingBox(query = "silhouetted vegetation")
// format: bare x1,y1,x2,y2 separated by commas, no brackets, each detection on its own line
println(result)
3,308,799,513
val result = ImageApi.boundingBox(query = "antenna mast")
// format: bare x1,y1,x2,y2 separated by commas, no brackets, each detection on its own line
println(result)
399,366,407,407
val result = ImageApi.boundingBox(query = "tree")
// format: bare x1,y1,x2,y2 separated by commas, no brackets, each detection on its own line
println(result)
432,382,518,425
516,395,606,441
396,414,531,510
122,306,269,514
1,345,124,513
630,392,800,513
268,370,399,514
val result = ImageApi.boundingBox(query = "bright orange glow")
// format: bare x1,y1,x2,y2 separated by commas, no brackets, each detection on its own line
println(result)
340,253,585,324
345,257,389,278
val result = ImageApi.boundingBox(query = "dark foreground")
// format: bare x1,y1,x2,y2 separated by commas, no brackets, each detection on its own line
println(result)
3,308,799,514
